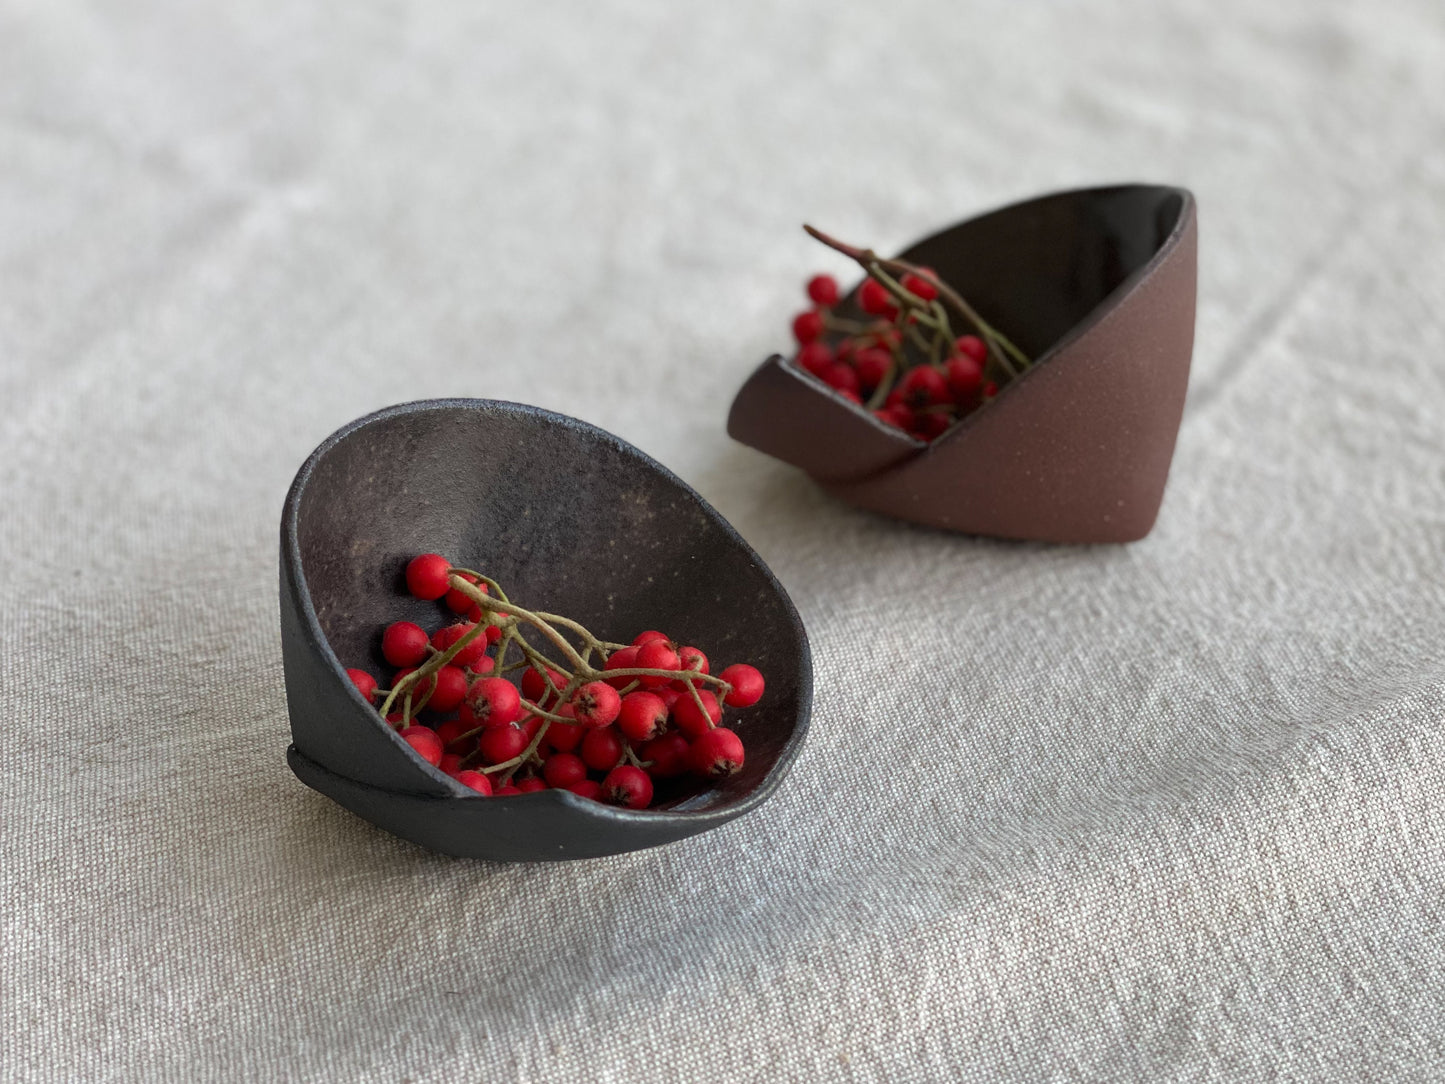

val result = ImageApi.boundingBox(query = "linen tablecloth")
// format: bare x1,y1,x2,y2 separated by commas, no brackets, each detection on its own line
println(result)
3,2,1443,1079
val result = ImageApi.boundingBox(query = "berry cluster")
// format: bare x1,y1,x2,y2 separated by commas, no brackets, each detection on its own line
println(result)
345,553,765,809
787,226,1033,441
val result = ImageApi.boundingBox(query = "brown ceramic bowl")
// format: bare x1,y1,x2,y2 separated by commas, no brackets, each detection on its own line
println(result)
727,184,1198,543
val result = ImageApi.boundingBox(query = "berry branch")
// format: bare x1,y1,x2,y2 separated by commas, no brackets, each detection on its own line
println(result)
346,554,767,807
787,226,1035,441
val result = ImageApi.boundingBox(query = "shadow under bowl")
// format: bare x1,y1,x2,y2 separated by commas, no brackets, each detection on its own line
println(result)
728,183,1199,544
279,399,812,861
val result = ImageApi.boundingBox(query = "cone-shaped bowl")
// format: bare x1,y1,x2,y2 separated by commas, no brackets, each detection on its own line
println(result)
280,400,812,861
728,184,1198,543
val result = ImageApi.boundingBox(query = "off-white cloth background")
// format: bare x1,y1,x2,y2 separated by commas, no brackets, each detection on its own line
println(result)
3,2,1443,1080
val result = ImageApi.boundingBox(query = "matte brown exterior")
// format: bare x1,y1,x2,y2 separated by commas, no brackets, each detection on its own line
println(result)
727,185,1198,543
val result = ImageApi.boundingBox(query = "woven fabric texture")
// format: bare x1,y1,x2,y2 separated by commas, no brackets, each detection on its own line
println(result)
3,2,1444,1080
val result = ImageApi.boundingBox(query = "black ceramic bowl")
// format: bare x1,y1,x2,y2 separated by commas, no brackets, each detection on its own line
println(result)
279,400,812,861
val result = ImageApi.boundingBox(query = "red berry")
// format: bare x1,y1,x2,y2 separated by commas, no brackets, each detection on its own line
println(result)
545,719,584,753
807,274,840,307
516,776,546,793
617,691,669,743
602,765,653,809
405,553,452,601
580,727,625,772
641,732,691,778
859,278,893,316
853,348,891,389
346,669,378,702
603,647,639,689
719,664,765,707
903,271,938,301
653,686,683,713
954,334,987,362
543,753,588,789
691,727,745,779
568,780,602,801
495,782,522,796
443,572,482,614
946,354,983,400
439,753,464,777
479,724,528,765
431,623,487,669
899,366,950,410
521,666,565,704
424,666,468,712
456,770,493,795
435,717,475,750
838,389,862,405
984,380,998,398
823,362,860,396
631,630,670,646
673,689,722,737
381,621,429,668
874,406,912,430
792,310,824,344
401,726,444,766
393,667,436,705
635,640,681,687
912,412,952,441
797,341,834,378
569,681,622,728
462,677,522,728
677,646,709,678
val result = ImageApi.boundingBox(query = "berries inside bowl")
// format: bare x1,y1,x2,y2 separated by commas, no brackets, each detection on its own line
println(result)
347,553,770,810
279,399,811,861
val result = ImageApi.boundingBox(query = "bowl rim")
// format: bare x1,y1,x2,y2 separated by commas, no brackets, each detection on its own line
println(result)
281,397,813,830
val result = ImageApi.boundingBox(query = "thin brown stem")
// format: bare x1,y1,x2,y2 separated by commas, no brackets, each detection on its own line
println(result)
519,698,575,724
480,719,553,779
446,568,511,605
803,224,1032,377
683,680,714,723
377,618,490,718
865,358,899,410
821,313,881,337
599,666,733,694
449,575,589,672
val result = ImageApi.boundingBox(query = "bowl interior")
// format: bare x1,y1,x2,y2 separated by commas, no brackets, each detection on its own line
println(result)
291,400,808,811
894,184,1188,363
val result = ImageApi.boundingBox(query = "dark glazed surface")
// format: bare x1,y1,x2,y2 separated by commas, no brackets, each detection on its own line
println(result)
727,184,1198,543
280,400,812,861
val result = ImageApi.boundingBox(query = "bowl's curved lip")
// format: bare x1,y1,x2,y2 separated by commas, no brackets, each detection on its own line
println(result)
281,397,813,831
769,182,1197,465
